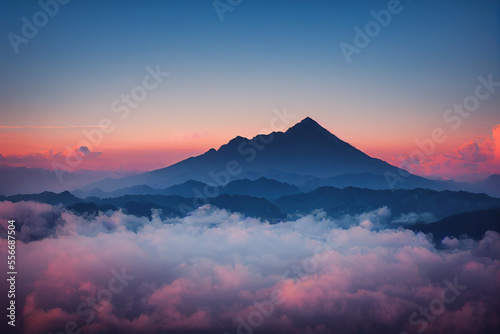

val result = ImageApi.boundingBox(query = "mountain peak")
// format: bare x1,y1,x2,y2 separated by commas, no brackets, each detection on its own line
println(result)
217,135,249,153
285,116,336,140
297,116,321,128
289,117,327,131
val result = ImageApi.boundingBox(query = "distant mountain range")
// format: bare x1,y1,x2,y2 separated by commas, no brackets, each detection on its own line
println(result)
0,190,81,206
274,186,500,220
3,185,499,230
78,118,443,191
1,118,498,198
78,117,498,197
73,177,302,200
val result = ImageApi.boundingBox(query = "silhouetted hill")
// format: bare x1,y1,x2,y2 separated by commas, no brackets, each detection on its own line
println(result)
67,202,118,216
72,187,109,199
211,194,286,220
301,173,461,192
6,185,500,228
5,191,81,206
73,185,159,199
160,180,209,197
470,174,500,198
409,208,500,242
73,178,301,200
84,194,285,220
221,177,301,199
273,187,500,220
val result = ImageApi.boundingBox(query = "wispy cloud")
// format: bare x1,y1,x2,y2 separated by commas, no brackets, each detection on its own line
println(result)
0,125,108,129
0,146,103,170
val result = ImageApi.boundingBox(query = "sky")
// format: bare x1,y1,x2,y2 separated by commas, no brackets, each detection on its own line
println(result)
0,0,499,179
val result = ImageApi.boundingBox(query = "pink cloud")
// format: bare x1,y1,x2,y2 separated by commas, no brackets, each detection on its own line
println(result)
22,293,79,334
0,203,498,333
0,145,102,170
453,141,492,163
385,124,500,181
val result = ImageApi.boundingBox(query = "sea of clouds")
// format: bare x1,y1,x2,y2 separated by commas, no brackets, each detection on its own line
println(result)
0,201,499,334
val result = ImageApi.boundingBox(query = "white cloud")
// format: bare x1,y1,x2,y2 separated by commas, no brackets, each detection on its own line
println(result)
0,202,498,334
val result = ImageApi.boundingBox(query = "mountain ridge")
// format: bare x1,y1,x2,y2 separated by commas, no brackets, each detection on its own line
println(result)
82,117,408,192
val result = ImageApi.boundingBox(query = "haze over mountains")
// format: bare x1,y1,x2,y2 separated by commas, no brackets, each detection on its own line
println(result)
80,117,498,197
4,185,498,218
0,165,123,196
0,117,498,197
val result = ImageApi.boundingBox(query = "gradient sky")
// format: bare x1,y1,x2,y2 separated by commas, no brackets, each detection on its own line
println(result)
0,0,499,178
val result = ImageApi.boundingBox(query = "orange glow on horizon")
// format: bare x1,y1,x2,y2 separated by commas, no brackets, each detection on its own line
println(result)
1,123,499,180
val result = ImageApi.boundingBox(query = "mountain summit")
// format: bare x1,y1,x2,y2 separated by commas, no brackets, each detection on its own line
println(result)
284,117,341,141
84,117,408,191
289,116,327,131
290,116,322,129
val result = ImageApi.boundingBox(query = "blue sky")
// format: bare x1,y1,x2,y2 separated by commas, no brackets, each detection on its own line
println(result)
0,0,498,173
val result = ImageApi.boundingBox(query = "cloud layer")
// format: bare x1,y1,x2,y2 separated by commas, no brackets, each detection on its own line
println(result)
0,202,498,334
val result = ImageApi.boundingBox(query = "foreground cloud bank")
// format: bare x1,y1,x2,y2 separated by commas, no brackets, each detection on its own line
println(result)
0,202,499,334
